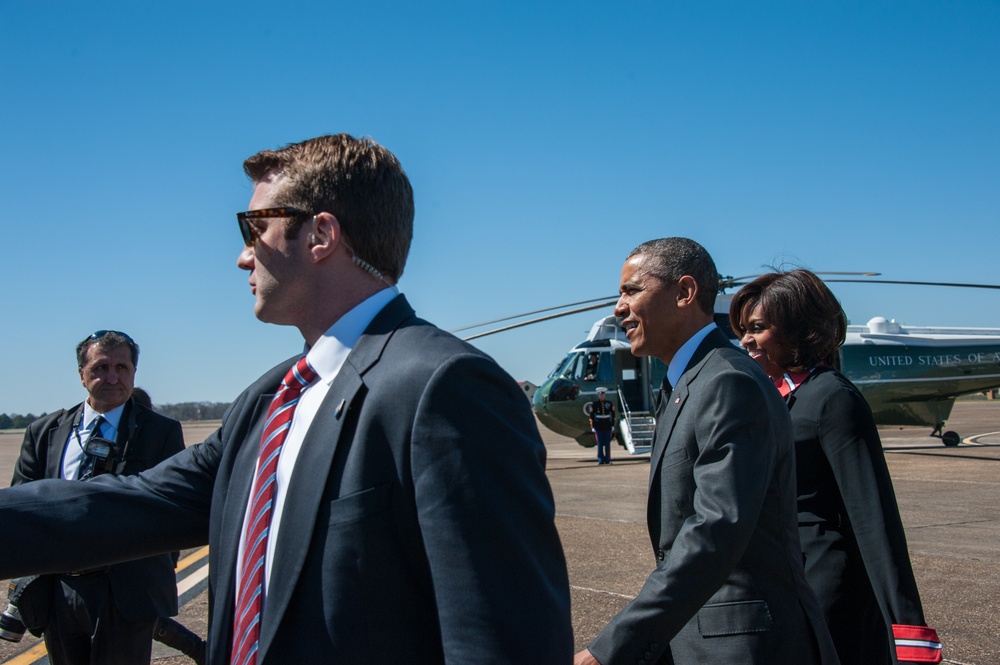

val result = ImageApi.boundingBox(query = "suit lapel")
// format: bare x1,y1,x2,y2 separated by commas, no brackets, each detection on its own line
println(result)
648,386,682,477
252,294,415,661
48,407,81,479
256,368,364,659
115,400,139,463
213,389,275,660
115,401,133,446
647,329,730,486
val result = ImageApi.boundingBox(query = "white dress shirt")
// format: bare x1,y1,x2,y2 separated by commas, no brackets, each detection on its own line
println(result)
238,286,399,597
61,401,124,480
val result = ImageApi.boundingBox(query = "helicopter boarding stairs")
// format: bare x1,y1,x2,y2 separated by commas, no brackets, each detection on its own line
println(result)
617,384,655,455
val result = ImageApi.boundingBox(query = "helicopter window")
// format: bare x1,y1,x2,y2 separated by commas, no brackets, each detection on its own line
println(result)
621,368,636,381
563,353,587,379
580,352,613,382
548,356,570,378
554,353,582,379
555,351,616,382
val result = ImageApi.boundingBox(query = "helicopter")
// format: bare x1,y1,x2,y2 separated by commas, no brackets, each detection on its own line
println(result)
457,275,1000,454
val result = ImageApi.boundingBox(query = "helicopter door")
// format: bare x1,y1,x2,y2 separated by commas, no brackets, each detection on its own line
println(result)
616,349,647,412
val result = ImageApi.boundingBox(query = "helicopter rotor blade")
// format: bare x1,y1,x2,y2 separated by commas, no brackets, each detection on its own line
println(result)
722,272,997,290
720,271,882,290
462,300,619,341
454,273,999,343
459,273,888,334
450,296,618,333
823,279,1000,290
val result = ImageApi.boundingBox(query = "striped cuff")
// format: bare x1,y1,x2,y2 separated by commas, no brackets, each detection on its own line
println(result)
893,624,943,663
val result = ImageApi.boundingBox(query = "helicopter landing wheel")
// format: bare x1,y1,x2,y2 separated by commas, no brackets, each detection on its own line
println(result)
941,431,961,447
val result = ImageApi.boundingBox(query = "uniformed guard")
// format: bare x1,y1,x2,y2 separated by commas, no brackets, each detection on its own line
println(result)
588,387,616,464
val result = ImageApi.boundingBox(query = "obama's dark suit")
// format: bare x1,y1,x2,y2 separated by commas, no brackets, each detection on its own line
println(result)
588,328,838,665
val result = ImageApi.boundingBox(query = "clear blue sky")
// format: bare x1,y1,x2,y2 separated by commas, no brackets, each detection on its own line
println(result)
2,1,998,415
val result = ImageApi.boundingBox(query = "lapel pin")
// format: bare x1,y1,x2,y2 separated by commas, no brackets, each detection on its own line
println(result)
335,399,346,419
674,397,681,404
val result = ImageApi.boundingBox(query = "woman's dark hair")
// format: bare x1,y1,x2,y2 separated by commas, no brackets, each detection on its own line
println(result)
729,269,847,369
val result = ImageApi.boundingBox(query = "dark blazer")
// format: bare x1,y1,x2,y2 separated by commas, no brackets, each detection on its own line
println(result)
791,366,926,664
11,399,185,620
589,328,839,665
0,295,573,665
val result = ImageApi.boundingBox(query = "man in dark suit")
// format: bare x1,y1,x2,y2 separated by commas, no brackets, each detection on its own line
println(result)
0,134,573,664
575,238,838,665
9,330,185,664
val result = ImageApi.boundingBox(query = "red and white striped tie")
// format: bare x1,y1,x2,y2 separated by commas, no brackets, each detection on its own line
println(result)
231,357,318,665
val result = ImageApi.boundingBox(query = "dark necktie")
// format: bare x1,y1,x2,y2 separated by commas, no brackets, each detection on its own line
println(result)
231,357,318,665
655,377,673,420
77,415,106,480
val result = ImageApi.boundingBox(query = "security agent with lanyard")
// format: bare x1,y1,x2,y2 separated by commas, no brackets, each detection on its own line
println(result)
588,386,616,464
7,331,185,665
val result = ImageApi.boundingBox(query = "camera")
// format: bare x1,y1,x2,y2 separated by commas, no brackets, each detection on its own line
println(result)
0,602,25,642
2,575,52,640
80,436,121,479
84,435,116,460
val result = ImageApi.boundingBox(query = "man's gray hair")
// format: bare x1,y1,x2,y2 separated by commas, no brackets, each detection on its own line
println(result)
628,237,719,315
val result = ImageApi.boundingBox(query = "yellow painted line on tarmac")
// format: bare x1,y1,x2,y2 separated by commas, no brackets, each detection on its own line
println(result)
3,643,46,665
1,548,211,665
177,546,210,597
176,546,210,573
178,559,210,595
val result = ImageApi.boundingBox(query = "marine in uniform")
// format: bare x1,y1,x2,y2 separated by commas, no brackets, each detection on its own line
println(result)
588,386,616,464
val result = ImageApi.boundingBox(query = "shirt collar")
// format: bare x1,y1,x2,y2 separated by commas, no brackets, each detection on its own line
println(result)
82,400,125,435
666,322,717,390
304,286,399,384
775,368,815,397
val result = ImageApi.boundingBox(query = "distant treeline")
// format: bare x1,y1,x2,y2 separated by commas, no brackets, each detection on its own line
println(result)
155,402,231,422
0,401,231,430
0,413,43,429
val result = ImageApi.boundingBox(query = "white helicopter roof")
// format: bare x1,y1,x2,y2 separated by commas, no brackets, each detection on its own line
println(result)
718,290,1000,346
848,317,1000,347
577,298,1000,355
571,315,632,351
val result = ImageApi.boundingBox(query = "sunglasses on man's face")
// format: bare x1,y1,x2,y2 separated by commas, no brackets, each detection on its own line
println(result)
235,207,313,246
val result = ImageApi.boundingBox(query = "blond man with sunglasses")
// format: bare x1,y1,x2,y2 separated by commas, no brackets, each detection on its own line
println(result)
0,135,572,665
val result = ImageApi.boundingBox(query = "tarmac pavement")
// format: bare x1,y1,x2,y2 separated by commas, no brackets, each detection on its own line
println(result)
553,400,1000,664
1,402,998,664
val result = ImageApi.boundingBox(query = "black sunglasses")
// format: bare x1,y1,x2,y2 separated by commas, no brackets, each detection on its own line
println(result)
236,207,313,246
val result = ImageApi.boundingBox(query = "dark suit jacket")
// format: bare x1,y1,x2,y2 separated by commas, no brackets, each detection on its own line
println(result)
791,366,926,664
0,296,573,664
589,329,839,665
11,399,185,620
